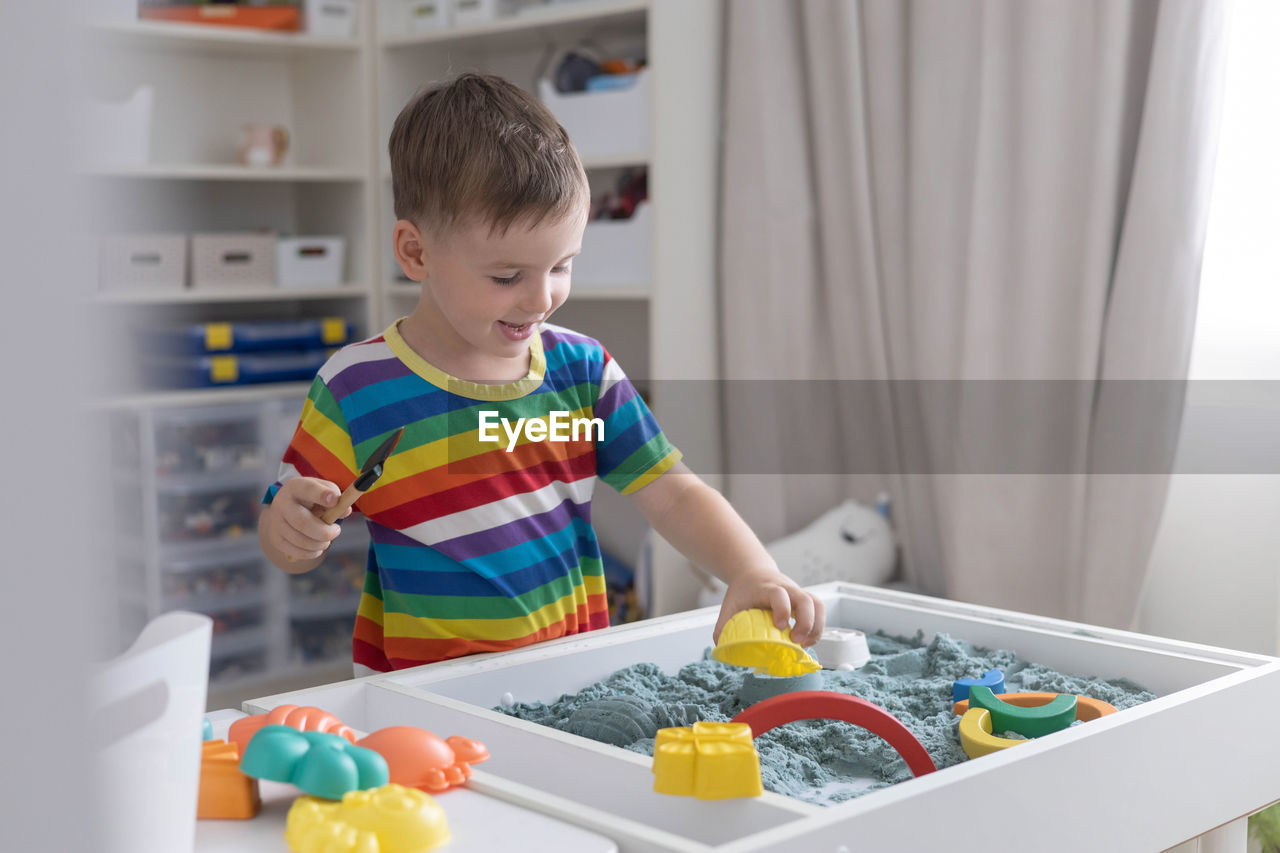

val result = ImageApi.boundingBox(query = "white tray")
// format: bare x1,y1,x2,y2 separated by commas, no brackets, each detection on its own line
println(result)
243,582,1280,852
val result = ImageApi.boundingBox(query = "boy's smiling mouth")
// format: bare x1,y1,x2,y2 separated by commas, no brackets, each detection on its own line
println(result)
498,320,537,341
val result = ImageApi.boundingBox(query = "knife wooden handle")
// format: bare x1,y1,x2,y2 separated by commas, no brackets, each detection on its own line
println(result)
318,481,363,525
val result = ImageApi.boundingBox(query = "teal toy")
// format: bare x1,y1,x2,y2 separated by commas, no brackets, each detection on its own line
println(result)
952,669,1005,703
968,685,1077,738
202,717,214,741
240,724,389,800
739,670,824,705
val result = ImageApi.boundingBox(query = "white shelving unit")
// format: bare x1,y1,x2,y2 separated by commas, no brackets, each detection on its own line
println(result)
95,0,722,700
86,6,381,698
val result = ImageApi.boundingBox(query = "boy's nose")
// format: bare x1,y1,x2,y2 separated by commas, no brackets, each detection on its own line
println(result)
521,276,555,315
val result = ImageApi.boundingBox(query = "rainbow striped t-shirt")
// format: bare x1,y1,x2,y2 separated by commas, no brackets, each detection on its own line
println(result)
265,320,681,672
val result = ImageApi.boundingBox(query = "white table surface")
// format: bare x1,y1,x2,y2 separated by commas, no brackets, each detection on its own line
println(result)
196,709,617,853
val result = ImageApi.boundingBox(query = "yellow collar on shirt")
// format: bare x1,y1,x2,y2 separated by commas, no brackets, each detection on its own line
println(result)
384,317,546,401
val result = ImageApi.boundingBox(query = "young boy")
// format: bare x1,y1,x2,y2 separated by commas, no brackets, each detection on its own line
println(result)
258,73,824,674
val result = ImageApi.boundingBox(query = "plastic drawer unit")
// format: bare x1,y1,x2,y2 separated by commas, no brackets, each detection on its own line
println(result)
240,583,1280,853
152,403,268,476
144,350,331,389
142,318,357,356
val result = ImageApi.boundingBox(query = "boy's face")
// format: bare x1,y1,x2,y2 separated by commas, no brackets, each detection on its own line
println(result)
407,205,587,377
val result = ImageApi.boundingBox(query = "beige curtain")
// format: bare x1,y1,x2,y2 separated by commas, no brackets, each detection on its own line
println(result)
719,0,1226,627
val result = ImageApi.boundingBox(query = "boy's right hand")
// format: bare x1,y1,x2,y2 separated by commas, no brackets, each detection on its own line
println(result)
260,476,351,563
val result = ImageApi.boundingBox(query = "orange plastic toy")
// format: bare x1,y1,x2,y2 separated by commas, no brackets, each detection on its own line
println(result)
198,740,261,820
952,692,1117,722
356,726,490,794
228,705,356,755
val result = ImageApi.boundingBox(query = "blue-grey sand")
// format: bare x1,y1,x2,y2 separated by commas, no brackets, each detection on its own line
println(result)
497,631,1155,805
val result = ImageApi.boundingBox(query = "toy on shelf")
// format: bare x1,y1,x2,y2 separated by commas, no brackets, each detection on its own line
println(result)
165,561,263,603
198,740,261,820
228,704,356,755
711,609,820,677
158,488,261,543
138,3,303,31
291,615,357,664
652,722,763,800
239,725,388,801
731,691,937,778
952,668,1006,703
286,784,450,853
290,549,364,604
356,726,490,794
963,685,1078,739
155,417,262,476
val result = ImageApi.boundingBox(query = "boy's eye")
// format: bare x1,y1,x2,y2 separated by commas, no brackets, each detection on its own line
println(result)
491,273,520,286
552,264,570,275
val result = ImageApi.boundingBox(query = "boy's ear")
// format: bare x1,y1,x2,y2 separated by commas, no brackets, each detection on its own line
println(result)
392,219,428,282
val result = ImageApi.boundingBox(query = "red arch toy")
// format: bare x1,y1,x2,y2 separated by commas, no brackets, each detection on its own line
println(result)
731,691,937,777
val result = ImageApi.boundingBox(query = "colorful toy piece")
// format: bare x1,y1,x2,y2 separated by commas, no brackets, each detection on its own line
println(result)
952,692,1119,759
228,705,356,755
652,722,763,800
957,708,1025,759
738,670,824,705
732,691,937,777
240,725,389,800
286,784,450,853
355,726,489,794
952,691,1118,722
812,627,871,670
952,669,1006,703
198,739,261,820
965,686,1077,738
712,609,821,677
202,717,215,741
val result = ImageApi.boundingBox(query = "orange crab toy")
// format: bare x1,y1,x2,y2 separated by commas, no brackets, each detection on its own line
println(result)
227,705,356,755
356,726,489,794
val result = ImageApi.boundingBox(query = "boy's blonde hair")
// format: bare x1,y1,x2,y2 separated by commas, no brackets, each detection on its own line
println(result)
389,72,588,235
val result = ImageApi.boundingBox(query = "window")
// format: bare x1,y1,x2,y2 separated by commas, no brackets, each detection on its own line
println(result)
1189,0,1280,380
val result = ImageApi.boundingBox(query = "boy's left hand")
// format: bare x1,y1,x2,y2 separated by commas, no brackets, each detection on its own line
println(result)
714,568,826,647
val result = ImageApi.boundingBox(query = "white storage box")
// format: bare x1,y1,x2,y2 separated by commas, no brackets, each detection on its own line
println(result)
99,233,187,292
538,69,650,161
304,0,358,37
573,202,651,287
83,85,153,169
244,582,1280,852
191,233,276,290
276,236,346,288
450,0,500,26
385,0,451,33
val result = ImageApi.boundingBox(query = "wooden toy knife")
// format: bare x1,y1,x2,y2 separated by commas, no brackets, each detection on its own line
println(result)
318,426,404,524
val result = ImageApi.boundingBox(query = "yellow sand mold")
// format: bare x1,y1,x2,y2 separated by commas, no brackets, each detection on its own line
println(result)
712,609,820,677
652,721,763,800
286,784,449,853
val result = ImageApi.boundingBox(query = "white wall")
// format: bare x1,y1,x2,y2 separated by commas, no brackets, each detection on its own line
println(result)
0,3,103,850
1139,0,1280,656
